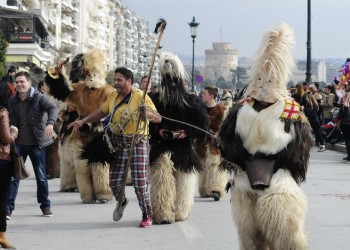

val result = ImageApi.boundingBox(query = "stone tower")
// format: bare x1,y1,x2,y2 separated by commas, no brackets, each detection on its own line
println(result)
204,42,239,82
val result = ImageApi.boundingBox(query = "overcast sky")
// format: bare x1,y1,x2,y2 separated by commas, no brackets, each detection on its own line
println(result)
123,0,349,60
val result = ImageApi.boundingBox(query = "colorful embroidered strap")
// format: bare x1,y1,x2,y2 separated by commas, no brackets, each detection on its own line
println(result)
280,98,300,121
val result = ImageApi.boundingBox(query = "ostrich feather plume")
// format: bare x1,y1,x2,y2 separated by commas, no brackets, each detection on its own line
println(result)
245,22,296,103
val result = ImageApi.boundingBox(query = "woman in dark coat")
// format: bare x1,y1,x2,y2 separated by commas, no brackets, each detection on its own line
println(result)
0,101,18,249
338,89,350,160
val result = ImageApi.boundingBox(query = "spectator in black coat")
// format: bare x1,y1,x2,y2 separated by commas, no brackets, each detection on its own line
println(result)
338,89,350,160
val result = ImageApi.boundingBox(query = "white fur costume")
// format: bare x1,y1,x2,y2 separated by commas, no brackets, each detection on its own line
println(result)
57,107,78,192
59,134,77,191
149,52,209,224
197,146,227,198
218,23,313,249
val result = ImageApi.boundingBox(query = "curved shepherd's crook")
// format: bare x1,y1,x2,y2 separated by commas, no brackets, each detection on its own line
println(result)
117,19,167,203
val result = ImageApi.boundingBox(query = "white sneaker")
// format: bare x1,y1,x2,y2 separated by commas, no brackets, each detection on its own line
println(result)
318,145,326,152
113,197,128,221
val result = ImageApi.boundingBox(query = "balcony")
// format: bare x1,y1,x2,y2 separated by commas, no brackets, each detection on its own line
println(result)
96,38,106,46
6,32,38,43
96,22,106,33
91,10,105,19
61,0,75,13
61,16,74,30
61,33,72,45
28,8,50,25
88,22,96,32
6,40,52,68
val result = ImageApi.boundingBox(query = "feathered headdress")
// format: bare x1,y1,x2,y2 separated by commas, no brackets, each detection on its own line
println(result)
244,22,295,103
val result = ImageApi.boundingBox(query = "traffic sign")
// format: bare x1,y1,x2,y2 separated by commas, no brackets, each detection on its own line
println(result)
195,74,203,84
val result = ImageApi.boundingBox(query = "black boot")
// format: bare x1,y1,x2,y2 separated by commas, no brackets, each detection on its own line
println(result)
344,140,350,161
211,191,220,201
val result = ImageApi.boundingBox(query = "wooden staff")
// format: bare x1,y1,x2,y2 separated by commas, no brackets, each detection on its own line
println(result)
117,19,167,203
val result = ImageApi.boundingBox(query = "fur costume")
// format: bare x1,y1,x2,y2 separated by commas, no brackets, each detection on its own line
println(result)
218,23,314,249
45,49,114,203
44,94,65,179
149,52,209,224
220,91,233,108
45,136,60,179
58,107,78,192
196,104,228,200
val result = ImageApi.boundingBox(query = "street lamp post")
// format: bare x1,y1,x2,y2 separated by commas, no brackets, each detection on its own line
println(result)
306,0,312,83
188,17,199,93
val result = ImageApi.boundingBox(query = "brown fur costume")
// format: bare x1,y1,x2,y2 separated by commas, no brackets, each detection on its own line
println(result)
196,104,228,199
44,94,65,179
45,136,60,179
218,23,314,249
45,49,114,203
149,52,209,224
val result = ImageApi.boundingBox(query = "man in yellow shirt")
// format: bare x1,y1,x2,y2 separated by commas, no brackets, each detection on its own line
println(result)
68,67,161,228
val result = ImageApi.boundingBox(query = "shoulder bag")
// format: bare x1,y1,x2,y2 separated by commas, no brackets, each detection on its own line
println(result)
10,142,30,180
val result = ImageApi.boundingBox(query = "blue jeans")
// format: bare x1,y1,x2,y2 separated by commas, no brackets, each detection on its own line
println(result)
7,145,51,213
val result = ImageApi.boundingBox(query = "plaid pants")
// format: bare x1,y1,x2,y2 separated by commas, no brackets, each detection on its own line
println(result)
109,134,152,217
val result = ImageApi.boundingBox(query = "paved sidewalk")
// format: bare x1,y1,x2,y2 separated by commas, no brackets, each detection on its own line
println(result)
5,143,349,250
327,141,346,154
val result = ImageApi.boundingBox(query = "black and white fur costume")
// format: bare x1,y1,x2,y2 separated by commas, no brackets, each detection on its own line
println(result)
45,49,114,203
149,52,209,224
218,23,314,249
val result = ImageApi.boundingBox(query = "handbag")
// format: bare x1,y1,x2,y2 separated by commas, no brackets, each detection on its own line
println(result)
10,142,30,180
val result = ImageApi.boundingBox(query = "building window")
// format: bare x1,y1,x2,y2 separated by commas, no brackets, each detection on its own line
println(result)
7,0,18,6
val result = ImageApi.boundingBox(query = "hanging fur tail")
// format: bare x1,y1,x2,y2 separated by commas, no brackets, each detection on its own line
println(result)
245,22,296,103
0,232,14,249
80,131,113,165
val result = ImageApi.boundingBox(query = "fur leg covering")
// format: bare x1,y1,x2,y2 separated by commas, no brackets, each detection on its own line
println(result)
75,157,95,203
197,164,208,197
150,152,176,224
59,138,77,192
231,170,269,250
198,148,228,198
91,163,112,202
232,168,308,250
45,137,60,179
174,170,196,222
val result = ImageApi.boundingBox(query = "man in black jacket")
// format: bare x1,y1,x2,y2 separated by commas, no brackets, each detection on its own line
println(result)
6,71,58,219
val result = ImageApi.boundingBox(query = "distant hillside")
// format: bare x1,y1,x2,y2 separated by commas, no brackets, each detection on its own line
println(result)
175,54,345,66
176,53,206,64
